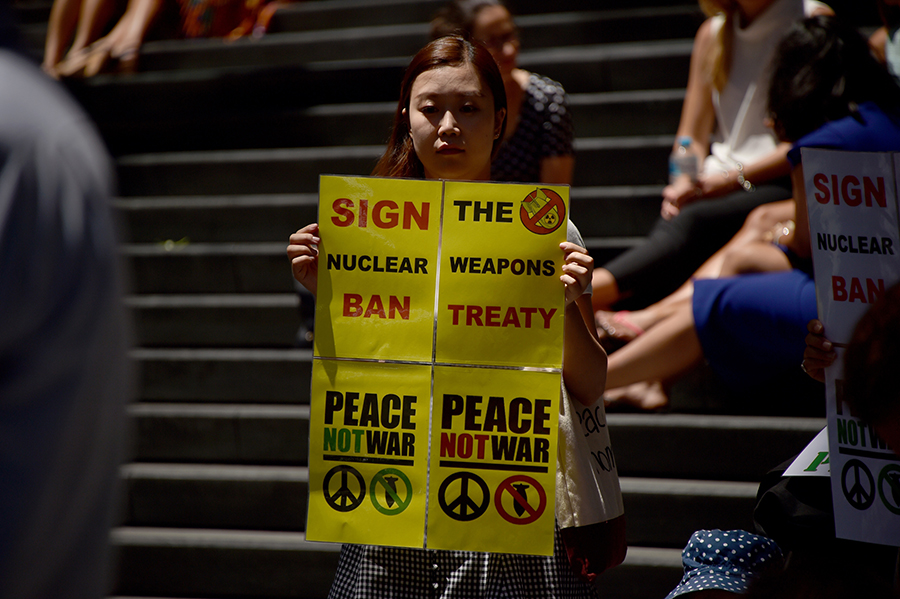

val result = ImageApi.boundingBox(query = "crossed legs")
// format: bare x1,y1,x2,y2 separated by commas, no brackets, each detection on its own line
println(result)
600,200,796,410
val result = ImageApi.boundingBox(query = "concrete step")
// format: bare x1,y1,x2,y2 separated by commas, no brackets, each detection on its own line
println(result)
112,526,682,598
129,400,822,480
608,413,824,482
603,546,683,599
66,40,691,125
116,145,385,197
97,89,684,155
127,294,301,348
136,7,701,73
115,193,319,244
129,403,311,464
125,242,292,294
114,136,670,197
19,22,46,55
267,0,694,33
111,527,340,598
621,478,757,548
121,463,756,549
572,89,684,139
267,0,445,31
132,348,312,402
122,463,310,531
523,40,692,94
573,186,662,238
115,185,662,245
11,0,52,24
138,24,431,73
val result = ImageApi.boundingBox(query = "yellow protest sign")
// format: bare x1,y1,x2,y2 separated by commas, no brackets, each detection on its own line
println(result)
308,176,568,555
306,359,431,548
427,366,560,555
314,176,442,362
436,181,568,368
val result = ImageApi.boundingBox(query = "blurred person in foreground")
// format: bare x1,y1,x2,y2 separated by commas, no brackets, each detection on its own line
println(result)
804,281,900,453
0,3,134,598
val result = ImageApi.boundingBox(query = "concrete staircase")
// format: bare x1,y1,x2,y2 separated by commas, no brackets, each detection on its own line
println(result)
13,0,831,597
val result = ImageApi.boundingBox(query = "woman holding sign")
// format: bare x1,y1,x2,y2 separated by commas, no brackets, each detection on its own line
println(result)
288,35,611,599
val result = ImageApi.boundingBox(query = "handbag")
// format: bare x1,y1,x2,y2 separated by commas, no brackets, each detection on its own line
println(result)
556,383,627,583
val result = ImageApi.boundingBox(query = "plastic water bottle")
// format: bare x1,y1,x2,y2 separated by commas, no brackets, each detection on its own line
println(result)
669,136,699,185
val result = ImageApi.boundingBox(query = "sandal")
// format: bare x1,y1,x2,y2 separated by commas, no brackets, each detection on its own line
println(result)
615,311,645,336
595,310,645,353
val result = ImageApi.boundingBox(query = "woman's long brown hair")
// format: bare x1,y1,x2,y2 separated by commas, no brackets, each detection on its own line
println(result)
698,0,735,92
372,35,507,179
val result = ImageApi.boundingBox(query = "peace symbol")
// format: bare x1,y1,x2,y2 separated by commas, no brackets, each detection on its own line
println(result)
878,464,900,515
370,468,413,516
323,465,366,512
842,459,875,511
438,471,489,521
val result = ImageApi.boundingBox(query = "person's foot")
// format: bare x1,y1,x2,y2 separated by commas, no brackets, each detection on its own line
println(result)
111,46,140,74
42,60,62,79
54,46,93,78
603,380,668,412
595,310,646,352
56,35,141,78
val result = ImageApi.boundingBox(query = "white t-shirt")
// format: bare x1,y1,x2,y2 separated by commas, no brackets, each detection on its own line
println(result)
704,0,830,174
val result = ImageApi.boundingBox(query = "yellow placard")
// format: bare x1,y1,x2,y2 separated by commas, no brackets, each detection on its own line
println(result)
315,176,442,362
426,365,560,555
436,181,568,368
309,176,567,554
307,359,431,548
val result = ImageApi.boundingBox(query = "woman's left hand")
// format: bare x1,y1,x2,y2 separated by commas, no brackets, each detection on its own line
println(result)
560,242,593,306
802,319,836,383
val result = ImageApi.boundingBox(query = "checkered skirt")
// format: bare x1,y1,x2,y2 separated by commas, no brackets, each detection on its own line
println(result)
326,526,598,599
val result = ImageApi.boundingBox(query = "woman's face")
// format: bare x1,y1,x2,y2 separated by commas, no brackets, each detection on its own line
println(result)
406,64,505,181
471,5,519,78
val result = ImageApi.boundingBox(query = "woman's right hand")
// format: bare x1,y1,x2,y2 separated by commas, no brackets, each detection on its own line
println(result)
287,223,321,296
802,319,837,383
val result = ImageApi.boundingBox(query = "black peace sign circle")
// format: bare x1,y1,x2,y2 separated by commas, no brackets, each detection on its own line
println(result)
323,465,366,512
842,459,875,511
438,471,489,521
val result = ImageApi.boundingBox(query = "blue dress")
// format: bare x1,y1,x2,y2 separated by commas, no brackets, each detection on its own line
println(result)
693,102,900,389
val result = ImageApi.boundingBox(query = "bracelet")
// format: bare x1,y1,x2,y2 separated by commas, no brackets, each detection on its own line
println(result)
773,220,795,245
735,162,756,192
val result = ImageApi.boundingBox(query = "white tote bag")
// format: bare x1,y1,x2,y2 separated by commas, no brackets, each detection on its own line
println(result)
556,383,626,582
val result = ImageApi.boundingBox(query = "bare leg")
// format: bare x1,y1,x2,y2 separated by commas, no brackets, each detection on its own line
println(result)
43,0,85,76
718,240,792,276
68,0,118,55
605,301,703,392
604,380,669,411
595,200,796,340
57,0,162,77
590,267,621,311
